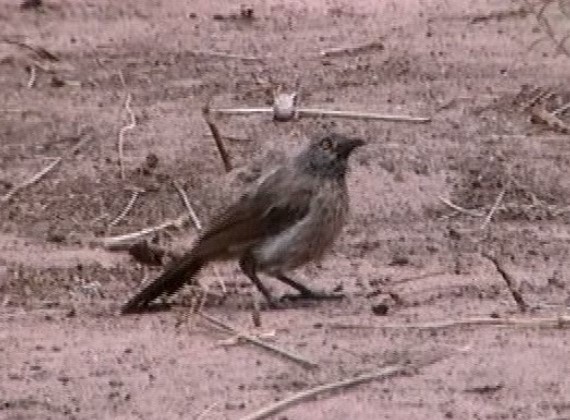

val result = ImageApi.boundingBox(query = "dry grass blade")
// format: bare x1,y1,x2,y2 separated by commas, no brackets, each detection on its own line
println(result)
239,348,461,420
1,133,93,204
437,195,485,217
200,312,318,369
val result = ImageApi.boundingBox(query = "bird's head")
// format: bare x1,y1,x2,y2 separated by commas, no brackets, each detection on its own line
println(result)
297,133,365,178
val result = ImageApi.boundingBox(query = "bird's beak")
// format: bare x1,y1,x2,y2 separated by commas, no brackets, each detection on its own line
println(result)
339,137,365,156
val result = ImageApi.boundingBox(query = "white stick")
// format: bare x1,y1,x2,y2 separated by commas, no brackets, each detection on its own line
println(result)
437,195,485,217
99,214,189,248
298,108,431,122
209,107,431,122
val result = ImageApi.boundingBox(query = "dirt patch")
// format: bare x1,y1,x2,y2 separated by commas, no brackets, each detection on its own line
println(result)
2,0,570,418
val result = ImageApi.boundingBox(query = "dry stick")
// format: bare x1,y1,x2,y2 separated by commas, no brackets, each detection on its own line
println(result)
209,107,431,123
437,195,485,217
202,106,232,172
320,40,384,57
200,312,319,369
118,93,137,180
1,134,93,203
327,315,570,330
107,189,143,228
481,252,528,312
479,186,508,230
239,349,458,420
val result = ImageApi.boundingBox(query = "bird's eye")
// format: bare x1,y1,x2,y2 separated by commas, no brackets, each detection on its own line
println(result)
320,138,333,150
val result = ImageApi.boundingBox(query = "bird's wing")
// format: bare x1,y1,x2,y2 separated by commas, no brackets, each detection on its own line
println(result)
194,167,314,258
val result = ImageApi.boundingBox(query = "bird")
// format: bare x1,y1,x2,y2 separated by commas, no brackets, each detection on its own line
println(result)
120,133,364,314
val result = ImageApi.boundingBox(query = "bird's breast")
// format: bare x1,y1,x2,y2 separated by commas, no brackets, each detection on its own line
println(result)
254,180,349,271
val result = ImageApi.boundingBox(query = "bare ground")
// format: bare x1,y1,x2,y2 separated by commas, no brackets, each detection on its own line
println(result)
2,0,570,419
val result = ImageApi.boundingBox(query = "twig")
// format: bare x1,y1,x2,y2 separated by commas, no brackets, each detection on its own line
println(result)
299,109,431,122
26,64,37,88
1,133,93,203
99,214,190,248
189,50,263,61
481,252,528,312
200,312,318,369
239,348,460,420
107,188,143,228
437,195,485,217
327,315,570,330
479,186,508,230
209,107,431,123
172,181,202,230
202,105,232,172
118,93,137,179
320,40,384,57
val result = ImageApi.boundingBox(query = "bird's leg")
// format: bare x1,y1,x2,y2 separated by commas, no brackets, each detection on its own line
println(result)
239,255,281,309
274,273,345,301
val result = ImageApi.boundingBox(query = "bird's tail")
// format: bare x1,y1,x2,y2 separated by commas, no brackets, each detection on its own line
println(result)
120,253,205,314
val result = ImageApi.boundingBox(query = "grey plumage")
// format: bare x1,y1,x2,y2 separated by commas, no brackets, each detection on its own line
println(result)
120,133,364,314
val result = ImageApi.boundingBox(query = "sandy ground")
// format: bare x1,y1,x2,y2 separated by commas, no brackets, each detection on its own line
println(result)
2,0,570,418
